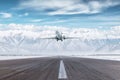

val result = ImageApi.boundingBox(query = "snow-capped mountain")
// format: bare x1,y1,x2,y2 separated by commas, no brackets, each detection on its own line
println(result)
0,24,120,56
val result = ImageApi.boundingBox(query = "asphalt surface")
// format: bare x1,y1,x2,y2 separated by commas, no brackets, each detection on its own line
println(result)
0,57,120,80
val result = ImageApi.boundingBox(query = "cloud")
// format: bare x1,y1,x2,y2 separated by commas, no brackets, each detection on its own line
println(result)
30,19,42,22
17,0,120,15
19,12,29,17
24,13,29,16
0,24,4,27
0,12,12,18
43,19,68,24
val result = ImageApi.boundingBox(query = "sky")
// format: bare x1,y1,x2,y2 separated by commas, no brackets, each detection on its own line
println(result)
0,0,120,29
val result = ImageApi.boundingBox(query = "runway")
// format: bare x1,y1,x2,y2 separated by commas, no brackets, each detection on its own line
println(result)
0,57,120,80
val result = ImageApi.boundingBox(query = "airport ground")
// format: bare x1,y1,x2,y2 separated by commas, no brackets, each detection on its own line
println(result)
0,56,120,80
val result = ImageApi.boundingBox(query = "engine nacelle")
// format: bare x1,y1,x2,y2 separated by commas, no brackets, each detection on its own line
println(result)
63,36,66,39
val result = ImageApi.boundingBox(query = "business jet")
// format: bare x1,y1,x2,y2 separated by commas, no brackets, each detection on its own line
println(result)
41,31,79,41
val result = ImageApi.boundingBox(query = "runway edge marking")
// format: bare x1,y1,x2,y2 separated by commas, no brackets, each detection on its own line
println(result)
58,60,67,79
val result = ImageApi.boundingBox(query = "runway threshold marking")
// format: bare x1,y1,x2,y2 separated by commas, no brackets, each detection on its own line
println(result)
58,60,67,80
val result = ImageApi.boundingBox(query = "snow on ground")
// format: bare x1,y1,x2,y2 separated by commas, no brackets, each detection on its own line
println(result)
0,56,45,60
0,55,120,61
0,53,120,61
75,55,120,61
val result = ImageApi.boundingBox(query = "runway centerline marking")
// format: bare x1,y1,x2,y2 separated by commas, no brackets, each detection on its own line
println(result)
58,60,67,79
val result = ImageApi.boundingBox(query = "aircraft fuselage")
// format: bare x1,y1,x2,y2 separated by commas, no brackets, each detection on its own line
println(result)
55,31,65,41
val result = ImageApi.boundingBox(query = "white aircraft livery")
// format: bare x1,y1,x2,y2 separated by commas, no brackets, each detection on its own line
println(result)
42,31,78,41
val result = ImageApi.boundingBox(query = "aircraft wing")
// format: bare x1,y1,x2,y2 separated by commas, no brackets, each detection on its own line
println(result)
39,37,56,39
64,36,81,39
